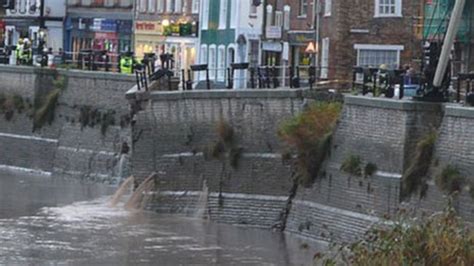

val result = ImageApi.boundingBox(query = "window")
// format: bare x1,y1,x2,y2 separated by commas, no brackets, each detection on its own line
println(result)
219,0,228,29
200,45,208,63
321,38,329,79
174,0,182,13
166,0,172,12
139,0,147,12
201,0,209,29
283,5,290,30
217,46,226,81
250,0,257,16
375,0,402,17
354,44,404,69
230,0,237,28
275,11,283,27
148,0,155,12
209,45,216,80
324,0,331,16
266,5,273,26
157,0,164,12
299,0,308,17
192,0,199,13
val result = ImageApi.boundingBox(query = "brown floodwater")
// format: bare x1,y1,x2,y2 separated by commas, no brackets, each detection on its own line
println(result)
0,169,323,265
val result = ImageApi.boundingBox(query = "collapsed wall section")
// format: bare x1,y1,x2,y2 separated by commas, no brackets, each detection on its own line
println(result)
131,90,337,227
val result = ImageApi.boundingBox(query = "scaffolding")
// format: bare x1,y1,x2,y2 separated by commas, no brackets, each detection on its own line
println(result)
423,0,473,43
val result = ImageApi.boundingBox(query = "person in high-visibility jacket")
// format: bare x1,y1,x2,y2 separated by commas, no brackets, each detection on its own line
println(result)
120,54,134,74
18,38,32,65
15,39,24,65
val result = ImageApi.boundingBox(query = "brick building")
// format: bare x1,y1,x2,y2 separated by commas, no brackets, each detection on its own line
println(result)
134,0,200,75
262,0,317,86
319,0,424,84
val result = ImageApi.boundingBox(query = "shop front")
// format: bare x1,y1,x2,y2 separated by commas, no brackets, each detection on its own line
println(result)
66,17,132,64
288,31,316,80
134,20,197,75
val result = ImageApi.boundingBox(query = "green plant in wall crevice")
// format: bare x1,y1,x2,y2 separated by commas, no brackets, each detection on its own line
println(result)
340,154,363,177
32,74,68,131
203,118,243,170
278,101,342,187
401,131,437,199
435,164,465,196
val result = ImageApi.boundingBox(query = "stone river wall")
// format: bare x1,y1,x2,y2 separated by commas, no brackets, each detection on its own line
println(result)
0,65,135,182
1,66,473,243
130,90,474,243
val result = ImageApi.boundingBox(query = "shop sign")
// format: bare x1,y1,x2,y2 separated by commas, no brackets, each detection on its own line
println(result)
95,32,117,40
265,26,282,39
135,21,162,35
288,32,314,44
91,18,117,32
163,22,196,37
262,41,282,52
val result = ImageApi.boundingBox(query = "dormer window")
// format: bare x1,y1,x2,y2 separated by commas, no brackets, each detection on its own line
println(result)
375,0,402,17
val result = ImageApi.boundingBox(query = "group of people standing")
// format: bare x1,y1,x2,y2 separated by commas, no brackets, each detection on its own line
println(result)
15,38,33,65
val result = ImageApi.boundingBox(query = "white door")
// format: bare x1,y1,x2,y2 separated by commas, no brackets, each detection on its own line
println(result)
320,37,329,79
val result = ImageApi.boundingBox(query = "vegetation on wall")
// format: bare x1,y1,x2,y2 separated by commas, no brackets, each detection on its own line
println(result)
364,162,378,178
340,155,363,177
79,105,116,136
204,118,243,169
435,165,465,196
33,75,67,131
315,206,474,266
0,92,29,121
278,102,341,187
401,131,437,199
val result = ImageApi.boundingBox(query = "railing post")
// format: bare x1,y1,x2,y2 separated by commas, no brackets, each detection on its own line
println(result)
181,69,186,91
250,67,255,89
206,68,210,90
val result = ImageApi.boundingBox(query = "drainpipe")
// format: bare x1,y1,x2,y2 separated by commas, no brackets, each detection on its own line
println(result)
433,0,466,87
314,0,320,75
